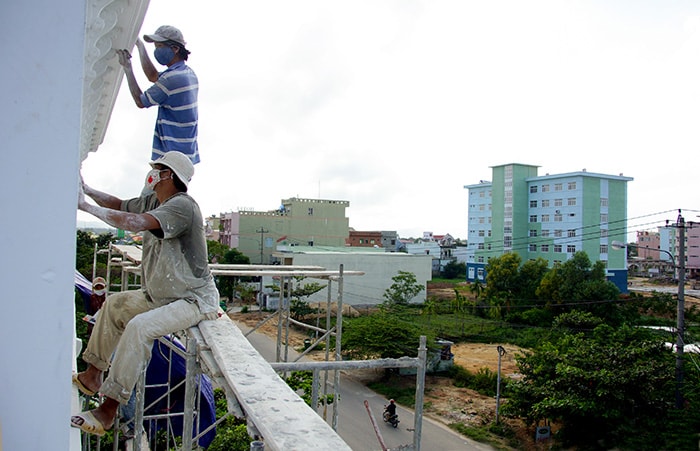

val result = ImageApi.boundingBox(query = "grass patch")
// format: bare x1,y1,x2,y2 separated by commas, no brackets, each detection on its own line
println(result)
450,421,520,451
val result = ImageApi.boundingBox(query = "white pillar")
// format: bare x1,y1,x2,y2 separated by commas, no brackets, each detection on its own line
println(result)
0,1,86,449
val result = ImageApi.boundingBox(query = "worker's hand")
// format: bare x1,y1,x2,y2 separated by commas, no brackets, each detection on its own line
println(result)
135,38,146,53
77,179,88,212
116,49,132,70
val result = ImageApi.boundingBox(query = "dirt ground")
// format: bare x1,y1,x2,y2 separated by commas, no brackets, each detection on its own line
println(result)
230,309,532,449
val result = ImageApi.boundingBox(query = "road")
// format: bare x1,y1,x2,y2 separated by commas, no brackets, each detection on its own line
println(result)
235,321,493,451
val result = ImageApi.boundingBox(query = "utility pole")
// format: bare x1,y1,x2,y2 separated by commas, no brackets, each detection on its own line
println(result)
671,211,686,409
256,226,269,264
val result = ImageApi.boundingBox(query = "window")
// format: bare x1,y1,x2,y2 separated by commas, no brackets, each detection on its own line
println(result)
479,204,485,211
530,200,537,208
568,229,576,237
479,217,485,224
478,243,484,250
541,244,549,252
600,244,609,254
554,229,563,237
568,198,576,206
600,229,608,237
541,230,550,237
541,214,550,222
529,230,538,237
529,244,537,252
504,226,512,234
487,230,492,237
542,184,550,192
541,199,550,207
554,183,563,191
504,236,512,248
477,256,485,263
601,198,608,207
554,244,562,253
308,207,314,216
530,215,537,223
478,230,485,237
568,181,576,190
554,213,563,222
567,245,576,253
530,185,538,193
601,213,608,223
554,198,563,207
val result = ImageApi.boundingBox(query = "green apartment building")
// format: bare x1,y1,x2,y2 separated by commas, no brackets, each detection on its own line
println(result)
220,197,350,263
464,163,633,291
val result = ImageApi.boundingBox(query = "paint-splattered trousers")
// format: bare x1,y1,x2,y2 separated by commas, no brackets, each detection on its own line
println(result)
81,290,213,404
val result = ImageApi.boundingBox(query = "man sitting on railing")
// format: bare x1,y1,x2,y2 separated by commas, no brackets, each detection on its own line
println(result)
71,152,219,436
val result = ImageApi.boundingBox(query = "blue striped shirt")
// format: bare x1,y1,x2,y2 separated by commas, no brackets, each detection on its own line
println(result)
141,61,200,164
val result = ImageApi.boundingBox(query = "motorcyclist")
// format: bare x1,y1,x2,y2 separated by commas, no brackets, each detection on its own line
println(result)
384,399,397,420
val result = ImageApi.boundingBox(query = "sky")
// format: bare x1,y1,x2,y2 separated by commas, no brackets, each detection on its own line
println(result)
78,0,700,240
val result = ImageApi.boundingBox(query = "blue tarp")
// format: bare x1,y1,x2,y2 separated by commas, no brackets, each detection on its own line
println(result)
144,335,217,448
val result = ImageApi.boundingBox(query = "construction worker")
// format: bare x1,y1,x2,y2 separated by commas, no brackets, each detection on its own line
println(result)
71,152,218,436
116,25,200,164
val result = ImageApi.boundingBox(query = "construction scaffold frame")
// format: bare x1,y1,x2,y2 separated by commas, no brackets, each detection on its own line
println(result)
78,263,428,451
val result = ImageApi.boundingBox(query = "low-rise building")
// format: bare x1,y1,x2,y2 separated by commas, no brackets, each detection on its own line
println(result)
219,197,350,263
269,246,432,306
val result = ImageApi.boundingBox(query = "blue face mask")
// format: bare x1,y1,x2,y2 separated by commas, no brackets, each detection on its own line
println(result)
154,46,175,65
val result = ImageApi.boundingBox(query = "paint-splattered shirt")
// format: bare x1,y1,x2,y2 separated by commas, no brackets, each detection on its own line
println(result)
121,192,218,313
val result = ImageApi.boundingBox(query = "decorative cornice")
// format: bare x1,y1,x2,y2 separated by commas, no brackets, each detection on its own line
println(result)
80,0,150,161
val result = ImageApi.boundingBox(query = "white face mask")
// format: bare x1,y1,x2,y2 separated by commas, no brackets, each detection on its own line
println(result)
93,288,106,296
145,169,169,191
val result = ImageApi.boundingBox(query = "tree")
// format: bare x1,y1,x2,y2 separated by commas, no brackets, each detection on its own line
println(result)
342,313,430,360
442,260,466,279
504,322,680,449
287,278,325,321
76,230,114,278
484,253,521,317
207,240,231,264
207,242,251,301
382,271,424,307
517,257,549,302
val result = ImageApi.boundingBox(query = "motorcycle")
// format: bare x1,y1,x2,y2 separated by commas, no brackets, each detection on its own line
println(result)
383,406,399,428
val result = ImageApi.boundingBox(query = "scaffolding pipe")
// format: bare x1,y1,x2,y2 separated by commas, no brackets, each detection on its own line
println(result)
275,276,284,362
332,265,344,431
311,369,320,413
322,279,333,422
133,368,146,451
182,335,198,451
413,335,427,451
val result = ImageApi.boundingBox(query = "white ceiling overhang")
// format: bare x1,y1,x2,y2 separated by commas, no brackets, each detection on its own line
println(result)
80,0,150,161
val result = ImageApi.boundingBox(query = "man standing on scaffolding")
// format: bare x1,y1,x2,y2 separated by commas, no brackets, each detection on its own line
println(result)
71,152,219,436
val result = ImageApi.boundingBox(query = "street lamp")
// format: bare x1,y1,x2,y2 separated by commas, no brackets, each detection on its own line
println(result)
611,240,686,409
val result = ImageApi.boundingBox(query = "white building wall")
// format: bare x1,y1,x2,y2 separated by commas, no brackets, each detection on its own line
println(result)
1,2,86,449
279,252,433,305
405,241,441,257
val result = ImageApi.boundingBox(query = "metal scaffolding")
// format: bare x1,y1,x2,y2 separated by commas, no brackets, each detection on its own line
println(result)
76,264,427,451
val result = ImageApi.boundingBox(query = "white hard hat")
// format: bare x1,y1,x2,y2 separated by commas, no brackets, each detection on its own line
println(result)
150,152,194,187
